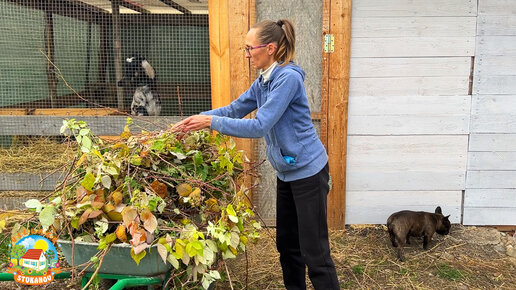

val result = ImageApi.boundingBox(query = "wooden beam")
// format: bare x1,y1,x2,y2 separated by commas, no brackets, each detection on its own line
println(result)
119,0,151,14
159,0,192,14
326,0,352,229
112,0,125,111
228,0,255,202
208,0,230,111
6,0,108,23
0,108,119,116
44,1,57,108
119,14,207,26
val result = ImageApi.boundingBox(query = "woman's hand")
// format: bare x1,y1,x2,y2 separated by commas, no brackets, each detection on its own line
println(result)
171,115,213,133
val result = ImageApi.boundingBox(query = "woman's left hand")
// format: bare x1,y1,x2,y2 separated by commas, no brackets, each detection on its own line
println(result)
171,115,213,133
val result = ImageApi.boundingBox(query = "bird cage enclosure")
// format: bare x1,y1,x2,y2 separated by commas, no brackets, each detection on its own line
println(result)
0,0,210,147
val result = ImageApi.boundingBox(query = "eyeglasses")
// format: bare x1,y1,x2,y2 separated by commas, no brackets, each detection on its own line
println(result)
244,44,268,54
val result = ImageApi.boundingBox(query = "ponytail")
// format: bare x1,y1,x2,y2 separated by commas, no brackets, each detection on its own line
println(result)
252,19,295,66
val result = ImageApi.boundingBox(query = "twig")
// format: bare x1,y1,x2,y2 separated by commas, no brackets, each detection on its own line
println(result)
81,244,112,290
224,261,234,290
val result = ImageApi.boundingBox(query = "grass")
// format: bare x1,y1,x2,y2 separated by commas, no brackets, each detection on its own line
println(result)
435,263,467,281
221,225,516,289
0,233,9,265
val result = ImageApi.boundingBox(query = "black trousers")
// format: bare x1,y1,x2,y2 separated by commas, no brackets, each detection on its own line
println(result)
276,163,340,290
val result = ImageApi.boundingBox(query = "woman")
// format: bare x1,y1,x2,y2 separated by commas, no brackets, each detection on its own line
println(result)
173,19,339,290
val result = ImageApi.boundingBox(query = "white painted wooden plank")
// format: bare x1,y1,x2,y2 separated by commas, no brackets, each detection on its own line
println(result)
350,76,469,96
352,17,476,37
346,191,462,224
471,95,516,115
347,171,465,191
465,189,516,207
476,36,516,56
474,55,516,76
352,37,475,57
473,75,516,95
463,208,516,225
351,57,471,77
348,136,468,171
349,135,468,153
478,0,516,16
349,96,471,115
353,0,476,17
469,133,516,151
470,114,516,133
348,115,470,135
478,15,516,36
466,170,516,188
468,152,516,170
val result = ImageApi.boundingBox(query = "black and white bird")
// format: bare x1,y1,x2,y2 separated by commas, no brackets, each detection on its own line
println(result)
118,56,162,116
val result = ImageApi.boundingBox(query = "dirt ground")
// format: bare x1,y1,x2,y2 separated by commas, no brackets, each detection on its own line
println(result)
1,225,515,289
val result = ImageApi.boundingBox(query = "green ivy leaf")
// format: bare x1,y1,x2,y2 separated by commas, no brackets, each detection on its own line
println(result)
167,254,179,269
101,175,112,189
81,172,96,191
39,206,56,231
150,140,165,151
25,199,43,212
130,247,146,265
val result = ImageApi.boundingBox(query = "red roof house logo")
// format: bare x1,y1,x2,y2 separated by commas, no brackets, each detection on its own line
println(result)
21,249,44,260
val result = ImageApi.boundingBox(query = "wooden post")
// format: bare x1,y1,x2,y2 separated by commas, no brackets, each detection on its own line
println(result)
209,0,255,197
325,0,352,229
44,1,57,108
208,0,230,111
112,0,125,111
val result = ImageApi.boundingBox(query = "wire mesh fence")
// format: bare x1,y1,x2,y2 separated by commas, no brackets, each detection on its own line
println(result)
0,0,211,147
0,0,212,194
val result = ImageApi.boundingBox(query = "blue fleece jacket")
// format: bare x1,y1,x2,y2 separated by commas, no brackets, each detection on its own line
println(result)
201,62,328,182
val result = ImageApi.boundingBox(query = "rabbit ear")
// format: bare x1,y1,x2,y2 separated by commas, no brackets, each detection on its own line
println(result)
141,60,155,79
445,215,450,219
435,206,442,214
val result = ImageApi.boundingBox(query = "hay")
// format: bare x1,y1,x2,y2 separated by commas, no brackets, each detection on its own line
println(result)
0,138,75,173
221,225,516,289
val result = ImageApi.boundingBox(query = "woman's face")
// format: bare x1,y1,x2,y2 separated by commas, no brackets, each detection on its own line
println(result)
245,28,276,70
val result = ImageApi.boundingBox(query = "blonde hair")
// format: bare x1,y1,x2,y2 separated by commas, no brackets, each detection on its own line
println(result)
252,19,295,66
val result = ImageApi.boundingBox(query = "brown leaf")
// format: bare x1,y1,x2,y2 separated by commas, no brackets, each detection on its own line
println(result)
102,203,115,214
94,189,106,203
122,206,138,227
110,191,123,206
75,186,89,201
150,180,168,199
115,224,127,242
176,183,192,197
88,210,103,219
78,208,92,226
140,208,157,233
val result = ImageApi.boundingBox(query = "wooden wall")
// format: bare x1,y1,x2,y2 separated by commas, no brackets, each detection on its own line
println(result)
464,0,516,225
345,0,476,224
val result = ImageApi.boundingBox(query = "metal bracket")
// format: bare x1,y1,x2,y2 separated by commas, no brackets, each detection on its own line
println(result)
324,34,334,53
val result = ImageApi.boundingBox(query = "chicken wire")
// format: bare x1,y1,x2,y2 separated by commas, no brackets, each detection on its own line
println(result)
0,0,211,148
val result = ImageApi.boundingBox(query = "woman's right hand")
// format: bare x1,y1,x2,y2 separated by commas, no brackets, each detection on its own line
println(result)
171,115,213,133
